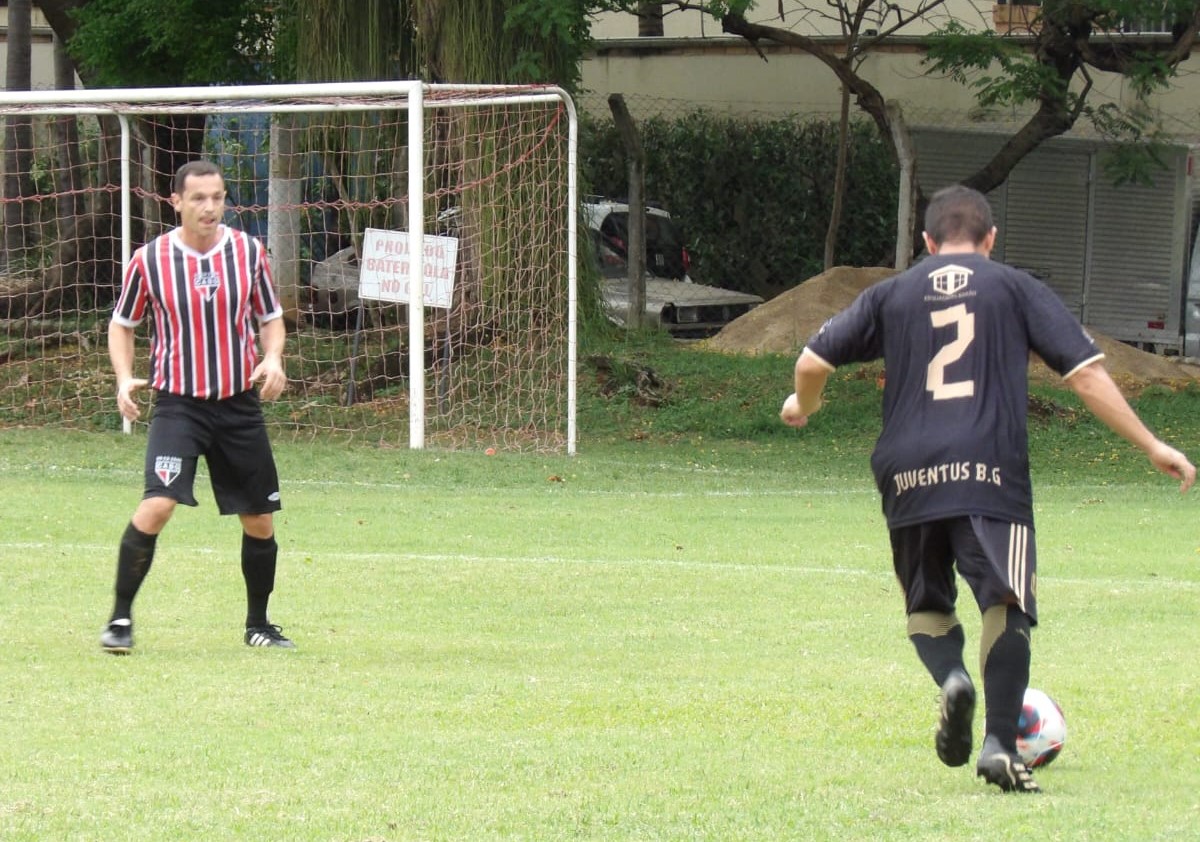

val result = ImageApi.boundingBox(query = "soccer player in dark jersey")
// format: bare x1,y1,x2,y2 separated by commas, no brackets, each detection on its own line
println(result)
781,185,1194,793
100,160,296,654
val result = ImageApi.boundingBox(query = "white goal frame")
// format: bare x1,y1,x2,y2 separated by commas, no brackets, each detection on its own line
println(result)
0,81,579,453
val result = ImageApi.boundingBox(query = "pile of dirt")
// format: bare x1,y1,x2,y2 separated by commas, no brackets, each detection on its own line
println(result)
704,266,896,355
704,265,1200,396
1029,334,1200,396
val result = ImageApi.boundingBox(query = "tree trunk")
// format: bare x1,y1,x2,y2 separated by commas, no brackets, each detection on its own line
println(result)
824,85,851,271
3,0,37,263
961,97,1076,196
637,2,665,37
0,118,127,320
141,113,210,212
30,0,86,49
52,33,85,221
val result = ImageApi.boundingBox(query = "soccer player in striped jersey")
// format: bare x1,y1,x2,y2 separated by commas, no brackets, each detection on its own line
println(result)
101,160,295,654
781,185,1194,793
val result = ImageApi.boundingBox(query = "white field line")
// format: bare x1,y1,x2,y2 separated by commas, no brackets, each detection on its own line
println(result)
0,466,876,497
2,464,1177,498
1,541,880,578
285,479,1200,496
284,481,879,498
4,541,1197,590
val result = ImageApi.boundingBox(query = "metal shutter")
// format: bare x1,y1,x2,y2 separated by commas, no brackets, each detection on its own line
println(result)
912,130,1009,251
1002,147,1091,317
1085,147,1187,348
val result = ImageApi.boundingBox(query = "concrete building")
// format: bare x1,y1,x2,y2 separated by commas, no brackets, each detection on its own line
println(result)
582,1,1200,136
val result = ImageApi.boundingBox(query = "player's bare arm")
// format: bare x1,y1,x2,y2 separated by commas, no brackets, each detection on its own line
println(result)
251,317,288,401
107,320,148,421
781,349,831,428
1066,361,1196,492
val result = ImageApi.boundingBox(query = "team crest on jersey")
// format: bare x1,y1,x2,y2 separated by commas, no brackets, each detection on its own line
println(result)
154,455,183,486
193,270,220,300
929,264,972,296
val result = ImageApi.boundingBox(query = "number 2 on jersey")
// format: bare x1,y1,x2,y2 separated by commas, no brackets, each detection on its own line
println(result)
927,303,975,400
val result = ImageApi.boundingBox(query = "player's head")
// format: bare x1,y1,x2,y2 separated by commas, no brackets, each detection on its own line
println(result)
171,160,226,248
174,159,224,195
923,185,996,254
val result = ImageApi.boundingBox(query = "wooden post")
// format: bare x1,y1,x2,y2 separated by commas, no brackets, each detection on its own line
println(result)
268,115,302,327
608,93,646,330
887,101,917,271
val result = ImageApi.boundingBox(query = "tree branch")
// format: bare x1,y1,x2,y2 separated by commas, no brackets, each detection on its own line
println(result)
961,98,1076,195
718,12,895,157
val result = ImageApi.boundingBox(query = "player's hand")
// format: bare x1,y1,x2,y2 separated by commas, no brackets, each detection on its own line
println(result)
116,378,149,421
1148,441,1196,493
780,393,809,429
251,356,287,401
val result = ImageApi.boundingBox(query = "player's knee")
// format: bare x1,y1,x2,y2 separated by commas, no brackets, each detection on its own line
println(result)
239,512,274,540
133,496,177,534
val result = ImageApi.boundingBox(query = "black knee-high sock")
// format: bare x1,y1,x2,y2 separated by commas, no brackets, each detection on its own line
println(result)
980,604,1031,751
111,521,158,622
242,533,278,627
907,611,967,687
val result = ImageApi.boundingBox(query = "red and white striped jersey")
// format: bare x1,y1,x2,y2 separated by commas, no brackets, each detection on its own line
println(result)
113,225,283,400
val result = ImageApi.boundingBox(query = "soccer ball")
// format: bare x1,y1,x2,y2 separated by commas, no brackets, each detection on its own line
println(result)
1016,688,1067,768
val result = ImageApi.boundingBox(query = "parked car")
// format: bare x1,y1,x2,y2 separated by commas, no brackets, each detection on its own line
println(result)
584,198,692,281
583,198,763,338
307,200,763,339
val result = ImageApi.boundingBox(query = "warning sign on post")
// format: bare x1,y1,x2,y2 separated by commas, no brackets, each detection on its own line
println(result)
358,227,458,309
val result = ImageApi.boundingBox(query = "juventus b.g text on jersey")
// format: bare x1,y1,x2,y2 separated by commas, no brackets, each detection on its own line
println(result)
112,225,283,401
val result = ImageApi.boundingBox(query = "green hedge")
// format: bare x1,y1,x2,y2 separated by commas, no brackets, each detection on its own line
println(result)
579,110,900,299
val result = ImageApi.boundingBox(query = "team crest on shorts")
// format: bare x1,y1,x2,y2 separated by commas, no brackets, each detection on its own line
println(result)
193,270,220,300
929,264,972,296
154,455,183,486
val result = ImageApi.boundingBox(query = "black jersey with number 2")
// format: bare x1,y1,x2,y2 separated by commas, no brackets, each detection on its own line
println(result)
805,253,1103,529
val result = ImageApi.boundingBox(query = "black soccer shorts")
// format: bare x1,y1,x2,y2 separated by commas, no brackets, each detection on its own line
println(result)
889,515,1038,625
142,390,282,516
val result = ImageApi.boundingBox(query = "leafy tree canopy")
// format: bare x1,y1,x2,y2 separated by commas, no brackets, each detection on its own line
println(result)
56,0,614,91
921,0,1199,185
66,0,276,87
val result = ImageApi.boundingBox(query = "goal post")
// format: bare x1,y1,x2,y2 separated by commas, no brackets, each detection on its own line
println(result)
0,81,578,453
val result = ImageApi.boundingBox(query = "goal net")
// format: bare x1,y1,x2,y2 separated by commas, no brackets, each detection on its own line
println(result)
0,82,577,453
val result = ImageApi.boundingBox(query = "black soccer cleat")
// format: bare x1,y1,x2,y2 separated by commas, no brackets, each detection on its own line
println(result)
244,624,296,649
976,734,1041,793
935,668,976,767
100,619,133,655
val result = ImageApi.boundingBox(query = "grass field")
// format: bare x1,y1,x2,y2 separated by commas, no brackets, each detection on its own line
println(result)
1,341,1199,840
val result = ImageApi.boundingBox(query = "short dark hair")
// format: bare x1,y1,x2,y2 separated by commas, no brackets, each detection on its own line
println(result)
924,185,993,247
173,160,224,194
